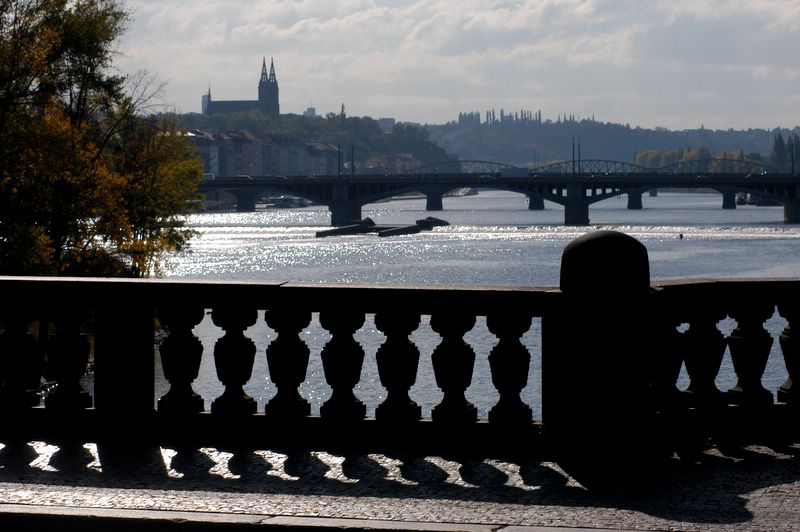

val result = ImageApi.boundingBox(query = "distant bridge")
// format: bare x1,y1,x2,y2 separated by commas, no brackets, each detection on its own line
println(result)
198,158,799,226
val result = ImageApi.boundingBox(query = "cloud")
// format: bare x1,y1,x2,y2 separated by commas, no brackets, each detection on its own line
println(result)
116,0,800,129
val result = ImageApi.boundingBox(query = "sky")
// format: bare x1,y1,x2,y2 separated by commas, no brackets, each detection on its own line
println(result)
117,0,800,131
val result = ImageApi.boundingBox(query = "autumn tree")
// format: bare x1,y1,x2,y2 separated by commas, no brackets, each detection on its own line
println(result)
106,110,202,276
0,0,202,276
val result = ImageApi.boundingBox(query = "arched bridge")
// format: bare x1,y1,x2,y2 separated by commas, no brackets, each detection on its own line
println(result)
408,160,520,175
199,158,799,226
530,157,773,176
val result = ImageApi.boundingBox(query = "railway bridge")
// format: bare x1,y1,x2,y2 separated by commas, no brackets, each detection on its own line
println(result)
198,158,800,225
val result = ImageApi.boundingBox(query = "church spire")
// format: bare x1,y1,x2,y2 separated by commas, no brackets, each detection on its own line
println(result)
257,56,279,117
202,84,212,114
260,57,269,84
269,57,277,85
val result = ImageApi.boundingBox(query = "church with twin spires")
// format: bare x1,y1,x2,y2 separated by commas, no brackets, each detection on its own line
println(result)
202,57,279,117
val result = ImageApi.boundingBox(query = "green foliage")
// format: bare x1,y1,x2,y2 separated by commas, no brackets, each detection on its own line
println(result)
0,0,202,277
771,132,789,167
635,147,713,168
771,132,800,171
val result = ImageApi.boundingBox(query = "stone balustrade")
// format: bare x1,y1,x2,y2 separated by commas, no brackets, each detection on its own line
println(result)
0,232,798,484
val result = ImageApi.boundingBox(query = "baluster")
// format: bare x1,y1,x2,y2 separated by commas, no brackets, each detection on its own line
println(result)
374,310,422,423
157,306,206,415
44,306,92,410
319,310,366,422
727,301,775,407
777,301,799,404
430,312,477,424
210,306,258,415
92,298,156,417
0,309,44,410
264,308,312,420
650,295,686,411
486,311,532,425
682,310,727,408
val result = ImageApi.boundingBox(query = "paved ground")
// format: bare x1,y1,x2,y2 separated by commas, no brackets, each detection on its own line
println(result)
0,439,799,531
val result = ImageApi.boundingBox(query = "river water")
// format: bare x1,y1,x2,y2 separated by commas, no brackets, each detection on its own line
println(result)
157,191,800,419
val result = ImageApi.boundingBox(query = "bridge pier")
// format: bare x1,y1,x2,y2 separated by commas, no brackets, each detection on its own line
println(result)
627,193,643,210
722,192,737,210
329,203,362,226
785,201,800,223
234,191,258,212
330,183,363,225
528,193,545,210
425,191,444,211
564,184,589,225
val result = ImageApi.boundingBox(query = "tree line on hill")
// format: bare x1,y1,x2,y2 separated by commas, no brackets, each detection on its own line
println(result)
176,108,452,169
426,113,800,169
634,132,800,171
767,132,800,171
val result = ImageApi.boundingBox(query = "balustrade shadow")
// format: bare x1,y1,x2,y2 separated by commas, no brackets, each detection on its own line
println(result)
1,437,799,527
1,231,800,528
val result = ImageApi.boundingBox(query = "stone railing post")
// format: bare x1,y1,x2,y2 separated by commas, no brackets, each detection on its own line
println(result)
543,230,666,486
319,310,367,422
0,308,43,410
157,306,206,415
94,296,155,419
210,306,258,416
648,291,685,411
727,298,775,407
430,311,478,424
44,305,92,411
374,310,422,423
264,307,312,420
778,300,799,405
682,298,728,408
486,311,533,425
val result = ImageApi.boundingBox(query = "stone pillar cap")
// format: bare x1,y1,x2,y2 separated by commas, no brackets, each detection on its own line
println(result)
559,230,651,295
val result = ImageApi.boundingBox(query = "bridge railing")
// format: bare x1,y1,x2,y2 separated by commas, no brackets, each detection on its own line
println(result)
0,233,797,474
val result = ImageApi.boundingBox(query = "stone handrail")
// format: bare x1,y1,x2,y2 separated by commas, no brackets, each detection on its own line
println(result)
0,232,797,484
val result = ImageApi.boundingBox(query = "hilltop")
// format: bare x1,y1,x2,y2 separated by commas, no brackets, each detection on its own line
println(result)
175,108,798,172
425,112,799,167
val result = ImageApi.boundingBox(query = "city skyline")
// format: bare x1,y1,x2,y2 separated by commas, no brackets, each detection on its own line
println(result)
118,1,800,130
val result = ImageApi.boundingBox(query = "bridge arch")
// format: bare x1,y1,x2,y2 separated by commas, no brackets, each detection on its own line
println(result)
531,160,649,175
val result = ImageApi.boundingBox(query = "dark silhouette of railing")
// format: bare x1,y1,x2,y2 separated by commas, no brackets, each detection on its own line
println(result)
1,232,798,486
